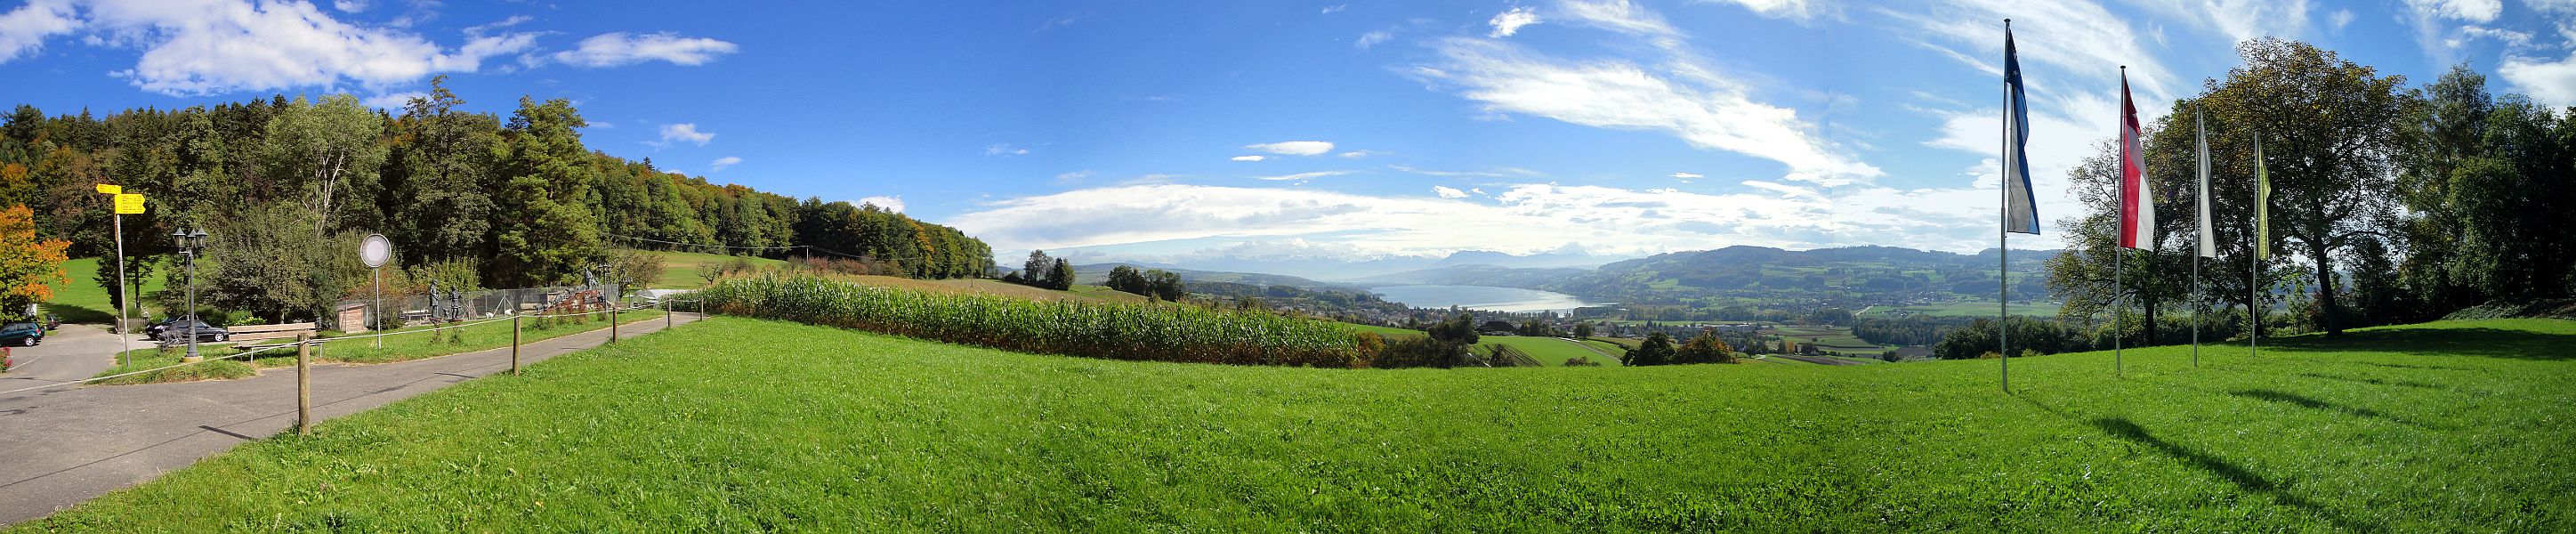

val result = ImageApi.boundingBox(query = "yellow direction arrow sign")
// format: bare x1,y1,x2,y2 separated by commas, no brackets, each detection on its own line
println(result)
95,183,120,194
113,193,145,214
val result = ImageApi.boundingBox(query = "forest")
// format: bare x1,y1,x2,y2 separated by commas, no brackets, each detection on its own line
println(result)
0,77,990,322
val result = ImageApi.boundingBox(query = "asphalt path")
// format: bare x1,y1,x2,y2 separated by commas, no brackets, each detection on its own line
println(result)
0,312,702,526
0,325,125,392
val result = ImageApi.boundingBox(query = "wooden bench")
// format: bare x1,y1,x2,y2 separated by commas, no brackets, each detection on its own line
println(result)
228,322,319,342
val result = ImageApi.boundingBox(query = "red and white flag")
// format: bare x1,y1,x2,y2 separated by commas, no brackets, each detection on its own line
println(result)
2118,69,2154,250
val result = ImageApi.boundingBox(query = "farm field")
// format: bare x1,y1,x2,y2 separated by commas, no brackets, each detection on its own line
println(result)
1772,325,1885,353
1347,325,1625,367
1862,300,2065,318
20,317,2572,531
646,250,788,289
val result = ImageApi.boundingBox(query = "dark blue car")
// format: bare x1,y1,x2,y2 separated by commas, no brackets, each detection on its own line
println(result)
0,322,41,347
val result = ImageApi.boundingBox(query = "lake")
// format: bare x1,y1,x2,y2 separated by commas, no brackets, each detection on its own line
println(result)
1369,285,1612,313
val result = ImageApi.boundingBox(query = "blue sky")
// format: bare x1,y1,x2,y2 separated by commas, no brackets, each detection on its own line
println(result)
3,0,2572,265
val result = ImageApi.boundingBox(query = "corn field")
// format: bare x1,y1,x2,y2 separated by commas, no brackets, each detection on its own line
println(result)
693,274,1367,367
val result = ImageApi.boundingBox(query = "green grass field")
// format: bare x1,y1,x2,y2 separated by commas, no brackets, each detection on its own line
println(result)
1346,325,1624,367
647,250,790,289
17,317,2573,531
37,257,168,324
88,310,667,385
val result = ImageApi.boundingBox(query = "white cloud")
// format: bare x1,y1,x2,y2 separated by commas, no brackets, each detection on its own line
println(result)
360,91,424,110
589,120,615,129
1337,150,1375,158
1417,36,1880,185
0,0,542,95
1244,141,1335,156
1905,0,2182,105
1055,170,1095,181
1231,155,1267,162
1489,6,1539,37
550,31,738,68
711,156,741,171
1355,30,1393,50
2405,0,2500,22
1388,165,1543,177
331,0,367,13
985,143,1030,156
1433,185,1469,198
855,196,905,213
1691,0,1822,21
1321,4,1347,14
1556,0,1678,37
2131,0,2313,45
1669,172,1702,181
2501,52,2576,109
658,123,715,146
948,182,2001,260
1253,170,1354,182
2329,9,2355,30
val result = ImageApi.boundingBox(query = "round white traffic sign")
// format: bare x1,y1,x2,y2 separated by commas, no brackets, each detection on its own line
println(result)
359,233,392,268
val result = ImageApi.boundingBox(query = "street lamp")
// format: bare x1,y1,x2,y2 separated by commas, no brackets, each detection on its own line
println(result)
596,263,618,343
171,227,208,362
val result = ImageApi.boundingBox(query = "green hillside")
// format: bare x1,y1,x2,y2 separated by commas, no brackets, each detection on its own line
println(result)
38,257,167,323
17,317,2572,531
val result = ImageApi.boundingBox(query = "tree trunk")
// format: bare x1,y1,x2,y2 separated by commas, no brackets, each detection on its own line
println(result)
2313,240,2342,336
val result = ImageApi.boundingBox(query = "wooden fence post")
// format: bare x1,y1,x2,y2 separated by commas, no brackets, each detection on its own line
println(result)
511,314,522,376
296,333,311,436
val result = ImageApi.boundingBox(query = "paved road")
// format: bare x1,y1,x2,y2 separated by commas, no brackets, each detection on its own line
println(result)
0,312,703,526
1,325,127,391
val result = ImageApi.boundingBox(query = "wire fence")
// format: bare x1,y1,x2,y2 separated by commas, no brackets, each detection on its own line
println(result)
331,284,622,332
0,299,702,399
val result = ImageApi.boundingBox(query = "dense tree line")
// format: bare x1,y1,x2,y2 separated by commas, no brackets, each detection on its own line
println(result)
2035,38,2576,355
1103,265,1184,301
0,77,992,322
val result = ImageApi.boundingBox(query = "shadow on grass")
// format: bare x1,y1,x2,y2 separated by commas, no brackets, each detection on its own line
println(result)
2087,417,2376,532
40,303,115,325
2266,326,2576,361
2228,389,2432,429
2293,372,2444,391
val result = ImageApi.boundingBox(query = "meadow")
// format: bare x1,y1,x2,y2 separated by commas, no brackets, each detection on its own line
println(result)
19,316,2570,531
36,257,167,323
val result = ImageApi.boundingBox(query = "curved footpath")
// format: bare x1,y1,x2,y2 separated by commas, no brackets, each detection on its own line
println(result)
0,312,703,525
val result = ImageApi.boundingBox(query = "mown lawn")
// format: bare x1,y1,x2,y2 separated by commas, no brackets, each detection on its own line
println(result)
37,257,168,324
17,318,2573,531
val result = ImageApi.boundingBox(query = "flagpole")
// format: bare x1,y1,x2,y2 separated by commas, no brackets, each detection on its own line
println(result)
1999,18,2013,393
2252,136,2263,360
2113,65,2127,380
2191,107,2201,368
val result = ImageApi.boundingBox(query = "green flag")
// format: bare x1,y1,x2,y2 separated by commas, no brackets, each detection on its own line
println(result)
2255,137,2270,261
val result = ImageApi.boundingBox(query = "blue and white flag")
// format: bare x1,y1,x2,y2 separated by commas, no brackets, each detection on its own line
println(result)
2003,23,2039,235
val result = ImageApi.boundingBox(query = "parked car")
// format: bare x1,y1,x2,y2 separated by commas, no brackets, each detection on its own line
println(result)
157,320,230,344
143,316,197,338
41,313,60,331
0,322,42,347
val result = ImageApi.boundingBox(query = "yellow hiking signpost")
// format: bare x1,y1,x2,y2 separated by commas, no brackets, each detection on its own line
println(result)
113,193,145,214
94,184,119,194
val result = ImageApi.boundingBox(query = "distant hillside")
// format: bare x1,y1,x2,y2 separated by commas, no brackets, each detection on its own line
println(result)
1071,263,1358,291
1543,246,2060,310
1352,264,1592,288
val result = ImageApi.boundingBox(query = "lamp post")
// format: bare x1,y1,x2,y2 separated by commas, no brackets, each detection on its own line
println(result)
172,228,207,362
597,263,618,343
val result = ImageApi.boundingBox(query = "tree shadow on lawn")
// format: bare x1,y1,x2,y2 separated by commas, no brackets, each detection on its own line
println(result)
41,302,114,325
2265,326,2576,361
2226,389,2438,430
2291,372,2446,391
2087,417,2378,533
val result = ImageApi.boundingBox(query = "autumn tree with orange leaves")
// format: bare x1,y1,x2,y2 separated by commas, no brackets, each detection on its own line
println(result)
0,205,70,320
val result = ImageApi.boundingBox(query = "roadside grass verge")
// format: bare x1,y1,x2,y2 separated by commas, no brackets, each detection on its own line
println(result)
21,317,2572,531
86,310,667,385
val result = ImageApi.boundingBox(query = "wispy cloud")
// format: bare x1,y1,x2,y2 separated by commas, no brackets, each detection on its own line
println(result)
0,0,540,95
550,32,738,68
1416,33,1880,185
1244,141,1336,156
711,156,741,171
1669,172,1701,182
1433,185,1469,198
1489,6,1541,37
1055,170,1095,181
985,143,1030,156
1388,165,1542,178
1231,155,1267,162
1321,4,1348,14
656,123,715,147
854,195,905,213
1253,170,1355,182
1355,30,1393,50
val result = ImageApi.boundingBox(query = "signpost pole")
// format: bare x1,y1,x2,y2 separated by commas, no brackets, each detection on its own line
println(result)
113,212,127,368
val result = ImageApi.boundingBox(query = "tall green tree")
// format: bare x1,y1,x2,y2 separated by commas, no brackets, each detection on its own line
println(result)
261,94,388,237
2198,38,2412,336
390,76,500,265
489,97,602,287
